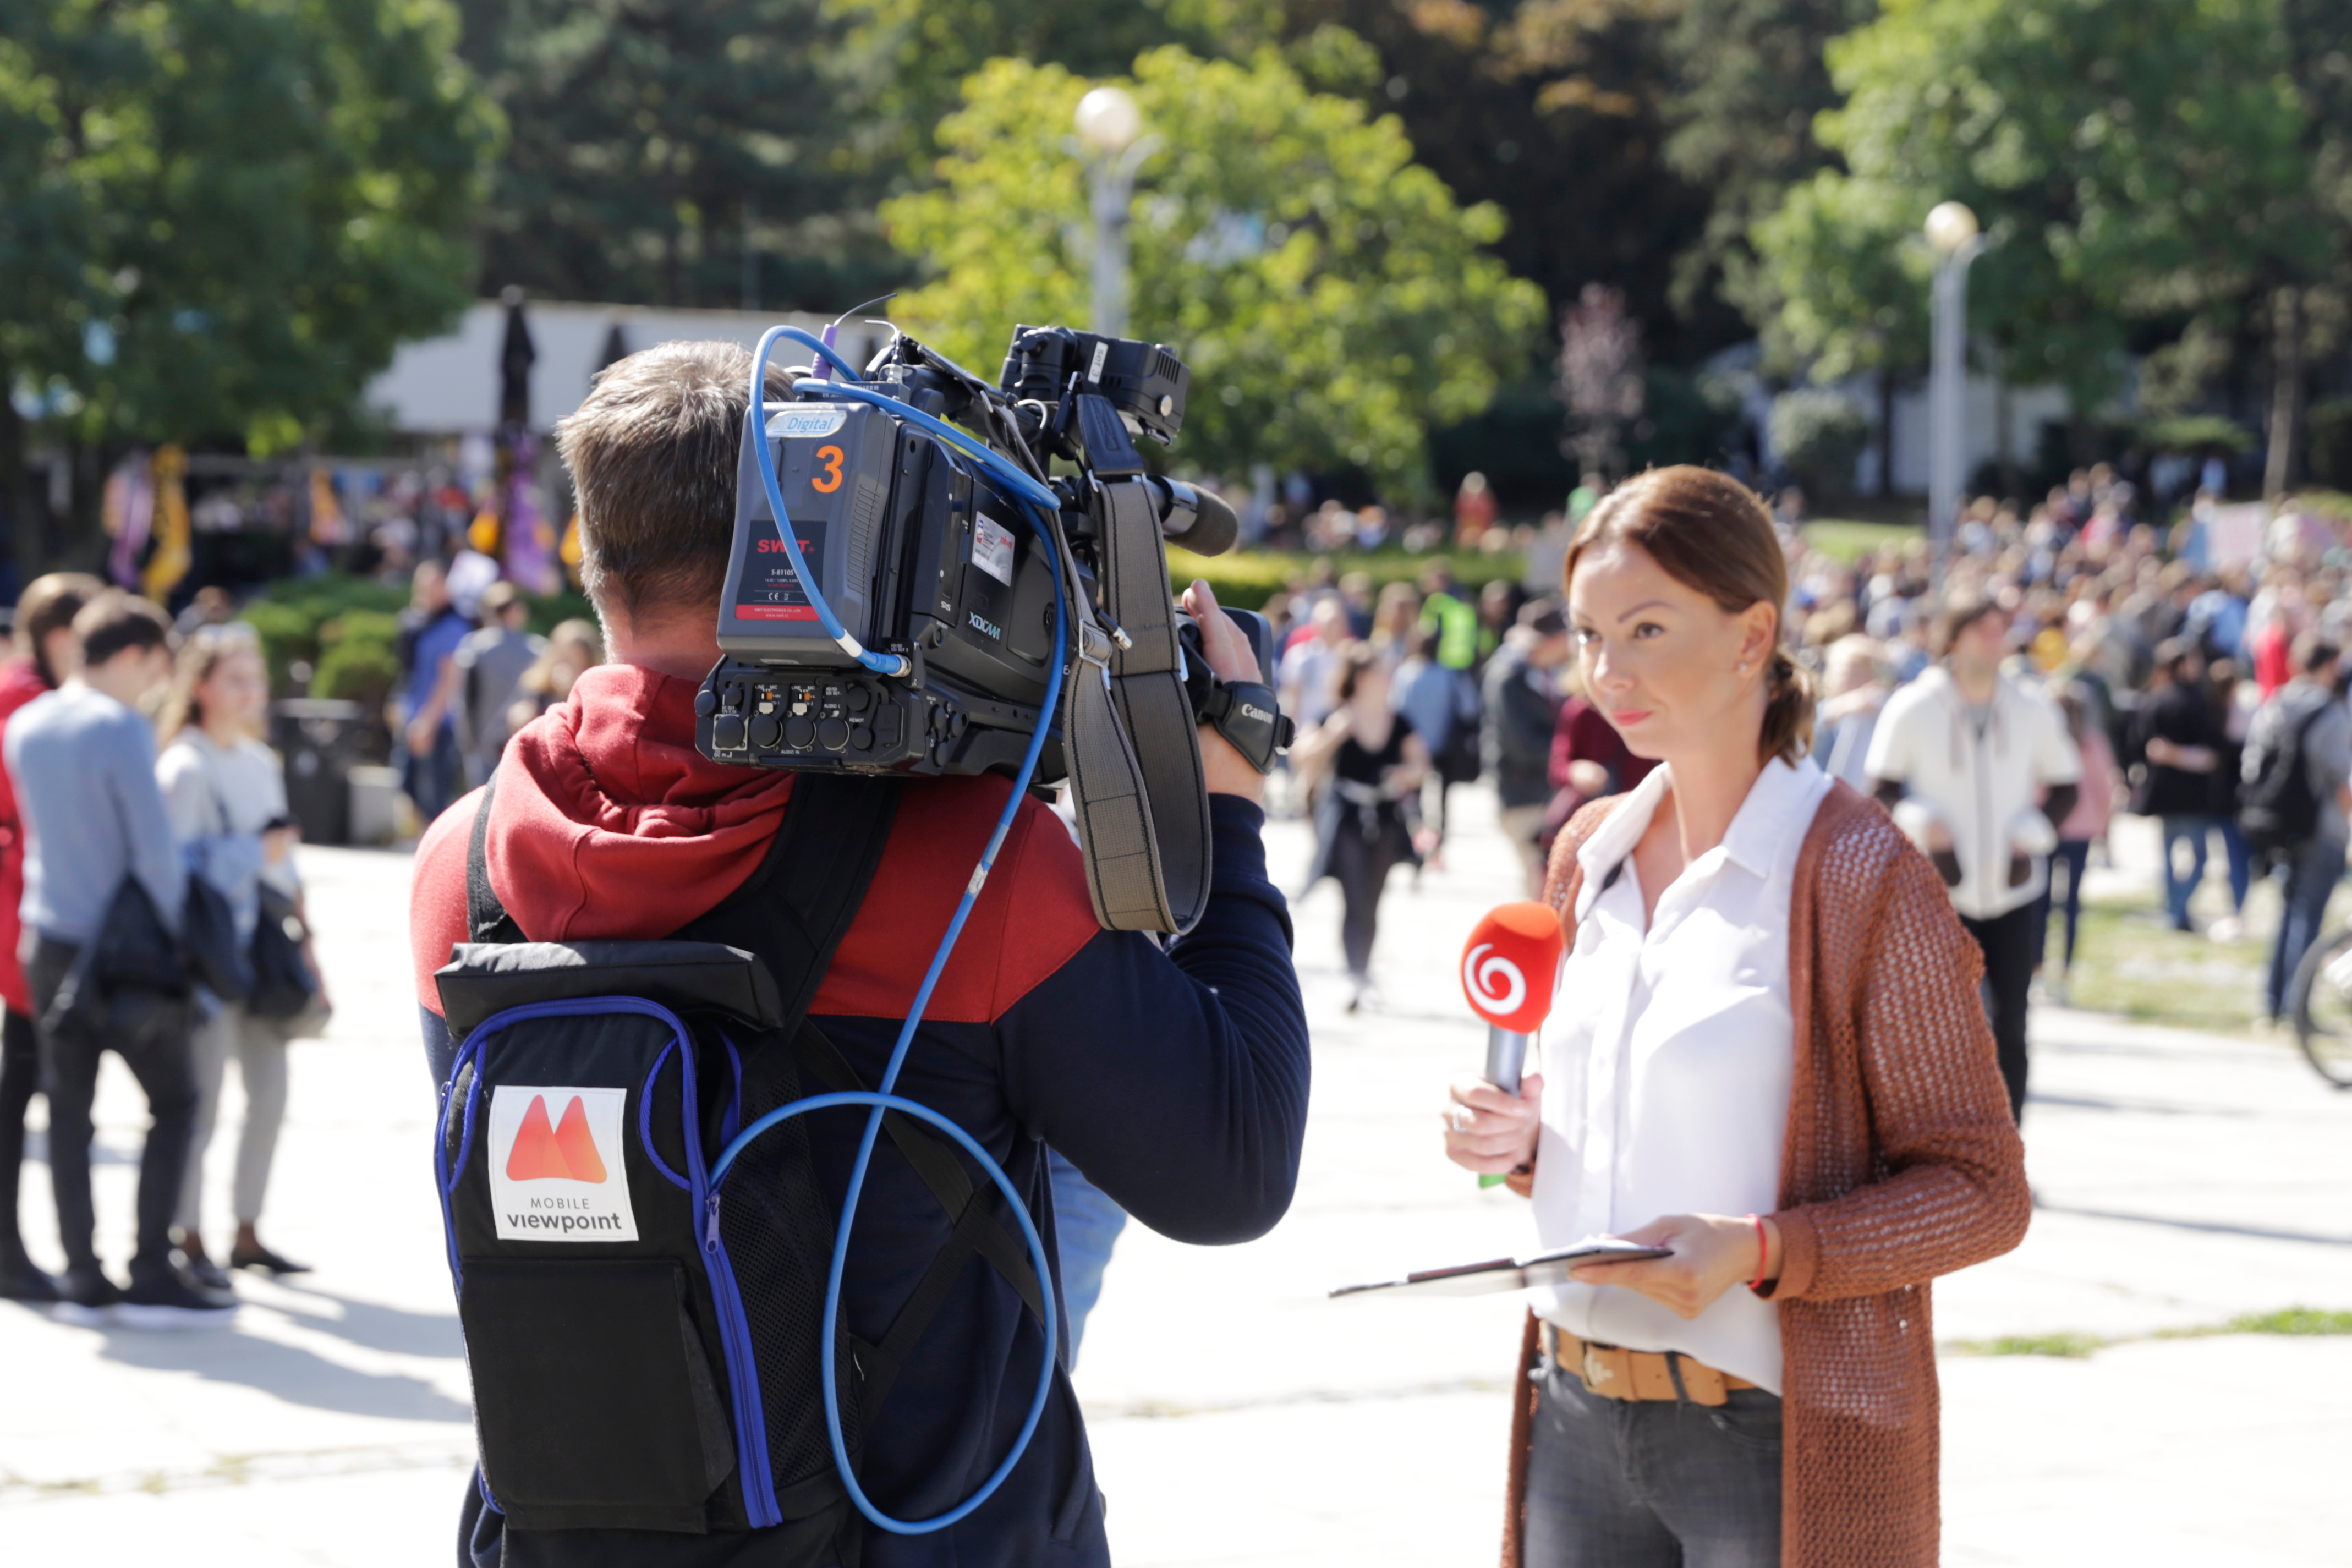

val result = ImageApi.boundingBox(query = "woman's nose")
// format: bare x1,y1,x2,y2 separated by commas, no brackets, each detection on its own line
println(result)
1587,645,1631,694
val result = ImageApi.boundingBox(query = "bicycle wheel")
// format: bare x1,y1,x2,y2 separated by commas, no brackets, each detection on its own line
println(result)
2289,924,2352,1088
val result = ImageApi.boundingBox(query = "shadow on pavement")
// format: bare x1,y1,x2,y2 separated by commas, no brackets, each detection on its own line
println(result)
260,1282,464,1361
96,1322,472,1423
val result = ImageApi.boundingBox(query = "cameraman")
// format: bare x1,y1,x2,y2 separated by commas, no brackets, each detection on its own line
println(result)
408,341,1310,1568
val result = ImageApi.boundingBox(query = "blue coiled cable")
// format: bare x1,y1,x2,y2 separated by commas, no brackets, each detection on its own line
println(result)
714,343,1071,1534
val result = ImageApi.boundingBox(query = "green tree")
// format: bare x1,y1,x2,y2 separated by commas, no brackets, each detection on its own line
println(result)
1751,0,2309,468
0,0,497,565
884,47,1547,497
456,0,896,309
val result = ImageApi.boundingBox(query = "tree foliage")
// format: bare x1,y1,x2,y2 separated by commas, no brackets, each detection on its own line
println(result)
455,0,896,309
0,0,497,453
1752,0,2310,408
883,47,1547,495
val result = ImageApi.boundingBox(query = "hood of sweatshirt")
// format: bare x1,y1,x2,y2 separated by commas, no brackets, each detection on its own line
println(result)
481,662,797,940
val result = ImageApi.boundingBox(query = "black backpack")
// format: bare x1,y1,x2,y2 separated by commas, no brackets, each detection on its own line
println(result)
2239,693,2332,860
431,774,1045,1554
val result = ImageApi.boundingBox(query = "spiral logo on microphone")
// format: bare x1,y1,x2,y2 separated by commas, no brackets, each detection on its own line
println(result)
1462,943,1527,1016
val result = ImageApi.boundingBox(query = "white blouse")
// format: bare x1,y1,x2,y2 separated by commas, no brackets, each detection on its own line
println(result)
1529,755,1833,1395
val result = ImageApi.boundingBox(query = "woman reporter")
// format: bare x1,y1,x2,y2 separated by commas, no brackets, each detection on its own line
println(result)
1442,467,2028,1568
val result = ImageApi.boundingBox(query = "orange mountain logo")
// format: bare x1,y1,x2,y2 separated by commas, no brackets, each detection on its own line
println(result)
503,1093,610,1183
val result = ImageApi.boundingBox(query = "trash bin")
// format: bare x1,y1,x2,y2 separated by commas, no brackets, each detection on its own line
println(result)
272,698,364,846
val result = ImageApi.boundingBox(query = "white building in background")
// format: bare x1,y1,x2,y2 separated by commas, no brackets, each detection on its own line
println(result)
1706,341,2077,495
364,301,896,437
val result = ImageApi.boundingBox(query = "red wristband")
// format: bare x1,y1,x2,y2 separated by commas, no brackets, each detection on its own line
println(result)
1747,1213,1770,1292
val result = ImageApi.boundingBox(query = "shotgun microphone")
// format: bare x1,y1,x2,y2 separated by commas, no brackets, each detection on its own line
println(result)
1461,902,1566,1187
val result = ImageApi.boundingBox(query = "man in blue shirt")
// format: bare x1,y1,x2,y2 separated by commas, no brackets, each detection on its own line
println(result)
397,560,472,825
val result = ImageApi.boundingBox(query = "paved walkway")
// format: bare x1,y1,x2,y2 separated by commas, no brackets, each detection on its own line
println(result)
2,788,2347,1565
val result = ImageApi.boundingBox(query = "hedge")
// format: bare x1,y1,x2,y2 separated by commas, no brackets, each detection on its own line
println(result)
248,576,596,705
1164,547,1528,611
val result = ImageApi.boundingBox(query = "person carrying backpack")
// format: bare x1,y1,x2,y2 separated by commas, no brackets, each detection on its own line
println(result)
2238,632,2352,1023
408,340,1309,1568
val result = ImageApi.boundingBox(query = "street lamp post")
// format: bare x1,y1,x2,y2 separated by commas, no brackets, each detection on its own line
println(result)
1925,200,1984,589
1074,86,1159,338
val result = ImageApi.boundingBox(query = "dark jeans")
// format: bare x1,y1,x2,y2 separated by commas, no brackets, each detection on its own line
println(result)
2160,814,2250,930
400,723,462,829
2050,840,2092,971
2267,835,2346,1021
1330,817,1413,978
1,1007,38,1258
1959,901,2037,1122
28,937,197,1281
1525,1359,1782,1567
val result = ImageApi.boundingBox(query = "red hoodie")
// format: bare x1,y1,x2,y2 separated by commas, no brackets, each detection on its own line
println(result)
410,662,1100,1024
0,656,53,1015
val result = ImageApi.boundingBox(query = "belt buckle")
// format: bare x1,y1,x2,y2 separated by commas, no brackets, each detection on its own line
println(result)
1578,1339,1624,1398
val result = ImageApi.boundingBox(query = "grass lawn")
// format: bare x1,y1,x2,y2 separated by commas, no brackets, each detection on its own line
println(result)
1799,518,1922,563
2055,870,2352,1037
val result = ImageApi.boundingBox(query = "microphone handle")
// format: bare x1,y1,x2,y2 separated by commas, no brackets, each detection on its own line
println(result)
1476,1024,1533,1191
1483,1024,1532,1095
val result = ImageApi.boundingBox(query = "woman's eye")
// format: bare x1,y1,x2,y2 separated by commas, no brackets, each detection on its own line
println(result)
1632,622,1664,640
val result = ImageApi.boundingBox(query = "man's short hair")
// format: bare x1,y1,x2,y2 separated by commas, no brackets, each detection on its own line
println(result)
2153,636,2202,678
479,580,520,621
73,590,172,668
1933,592,2004,657
15,572,105,685
555,341,794,621
2292,629,2340,675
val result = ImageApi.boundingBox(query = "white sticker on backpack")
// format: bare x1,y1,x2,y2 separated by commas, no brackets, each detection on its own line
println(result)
486,1085,639,1242
971,514,1017,586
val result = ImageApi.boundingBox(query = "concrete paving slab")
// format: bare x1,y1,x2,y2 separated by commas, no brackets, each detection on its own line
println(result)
1,788,2345,1566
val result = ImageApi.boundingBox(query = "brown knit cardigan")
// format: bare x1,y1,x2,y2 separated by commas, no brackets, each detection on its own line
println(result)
1499,780,2031,1568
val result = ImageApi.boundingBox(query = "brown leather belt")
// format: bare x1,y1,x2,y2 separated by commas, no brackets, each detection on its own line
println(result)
1545,1323,1757,1408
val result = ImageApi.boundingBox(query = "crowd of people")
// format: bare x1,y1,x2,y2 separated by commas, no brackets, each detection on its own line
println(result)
0,576,325,1316
1270,464,2352,1049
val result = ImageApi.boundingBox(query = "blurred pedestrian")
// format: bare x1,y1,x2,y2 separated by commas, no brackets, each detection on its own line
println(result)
2239,633,2351,1024
1454,470,1497,547
0,571,103,1302
8,592,230,1323
1477,578,1522,672
1418,560,1480,674
1445,466,2027,1568
1811,633,1889,789
503,618,604,737
1868,593,2081,1121
156,623,319,1286
1483,601,1573,896
452,581,544,786
2205,656,2256,942
1296,645,1429,1012
1368,581,1421,670
2129,639,2229,934
1279,597,1351,739
1395,625,1479,862
395,560,469,825
2044,683,2118,1006
1537,662,1658,865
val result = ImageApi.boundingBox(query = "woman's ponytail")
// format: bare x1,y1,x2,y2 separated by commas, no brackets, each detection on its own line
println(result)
1760,645,1815,765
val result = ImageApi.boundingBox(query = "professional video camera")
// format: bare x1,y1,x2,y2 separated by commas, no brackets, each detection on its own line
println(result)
695,321,1294,935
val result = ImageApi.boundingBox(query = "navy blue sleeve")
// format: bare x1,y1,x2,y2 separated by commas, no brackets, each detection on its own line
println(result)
420,1004,456,1102
996,794,1309,1246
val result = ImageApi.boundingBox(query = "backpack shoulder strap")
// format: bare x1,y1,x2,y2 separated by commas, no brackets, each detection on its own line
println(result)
703,773,901,1028
465,773,527,944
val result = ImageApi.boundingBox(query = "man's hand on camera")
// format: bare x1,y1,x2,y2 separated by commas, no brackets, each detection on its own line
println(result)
1182,578,1268,805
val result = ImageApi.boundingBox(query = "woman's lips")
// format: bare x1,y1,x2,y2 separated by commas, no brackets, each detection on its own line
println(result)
1609,709,1653,726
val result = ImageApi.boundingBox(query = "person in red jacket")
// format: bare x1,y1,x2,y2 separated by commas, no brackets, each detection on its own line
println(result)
1,572,105,1300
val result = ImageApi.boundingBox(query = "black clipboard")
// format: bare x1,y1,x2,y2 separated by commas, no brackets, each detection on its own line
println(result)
1329,1238,1674,1300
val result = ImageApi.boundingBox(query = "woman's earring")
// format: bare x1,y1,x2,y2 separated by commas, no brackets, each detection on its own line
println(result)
1738,661,1750,672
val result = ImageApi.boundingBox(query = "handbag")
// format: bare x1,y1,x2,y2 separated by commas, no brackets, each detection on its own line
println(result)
246,880,318,1022
182,867,252,1001
194,738,321,1024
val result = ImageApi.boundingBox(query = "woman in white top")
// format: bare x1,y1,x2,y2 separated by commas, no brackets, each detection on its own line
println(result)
157,623,317,1284
1442,468,2028,1567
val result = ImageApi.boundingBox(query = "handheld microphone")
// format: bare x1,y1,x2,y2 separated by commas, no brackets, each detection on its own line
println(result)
1460,902,1566,1188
